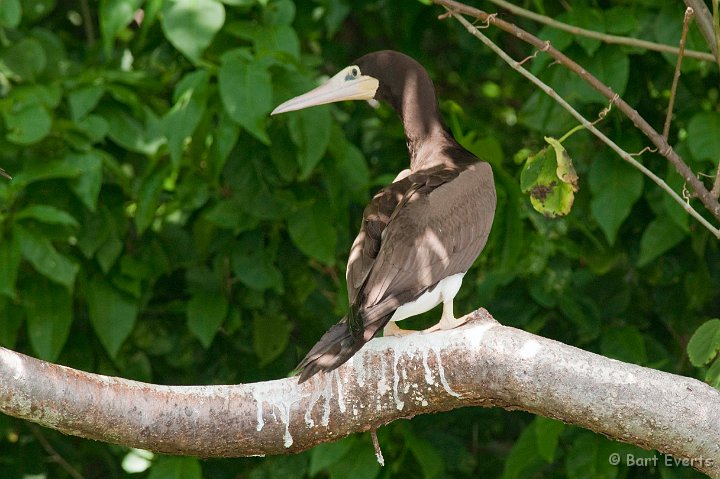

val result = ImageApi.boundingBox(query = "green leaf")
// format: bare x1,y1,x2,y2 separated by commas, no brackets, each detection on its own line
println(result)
309,437,354,475
0,0,21,27
208,111,239,179
187,290,228,348
502,428,542,479
204,199,259,232
687,112,720,163
69,151,104,211
16,0,53,23
687,319,720,367
15,205,79,227
326,127,370,195
161,0,225,62
252,312,290,366
662,168,689,231
256,25,300,58
637,216,686,267
326,438,381,479
229,22,299,58
134,165,169,234
147,456,202,479
68,85,106,121
533,417,565,462
288,105,331,179
3,103,52,145
75,114,109,144
219,49,273,143
565,433,618,479
231,233,283,292
104,108,164,155
520,137,578,217
15,225,78,289
247,188,296,220
24,280,73,361
502,415,556,479
163,70,209,167
589,156,643,245
0,235,21,298
600,326,647,364
10,152,91,187
404,430,444,479
706,356,720,388
248,455,308,479
97,236,123,273
567,8,604,55
0,298,23,349
86,277,138,358
2,37,46,81
262,0,295,25
287,201,337,265
583,48,629,104
100,0,143,56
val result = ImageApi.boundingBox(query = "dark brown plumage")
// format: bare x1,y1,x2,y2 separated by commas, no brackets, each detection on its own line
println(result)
272,51,496,382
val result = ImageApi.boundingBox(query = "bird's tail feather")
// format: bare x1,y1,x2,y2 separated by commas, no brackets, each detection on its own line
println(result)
296,302,397,382
295,320,357,382
295,312,389,383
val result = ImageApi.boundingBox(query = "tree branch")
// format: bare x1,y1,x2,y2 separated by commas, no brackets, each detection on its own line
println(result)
489,0,715,62
445,9,720,239
1,310,719,476
663,8,693,141
684,0,720,62
433,0,720,224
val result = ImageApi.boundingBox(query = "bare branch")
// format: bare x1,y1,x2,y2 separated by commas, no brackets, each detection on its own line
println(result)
78,0,96,45
490,0,715,62
447,10,720,239
684,0,719,62
432,0,720,224
664,8,694,141
1,310,720,476
712,163,720,199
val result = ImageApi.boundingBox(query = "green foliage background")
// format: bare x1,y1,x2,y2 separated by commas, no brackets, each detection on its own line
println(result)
0,0,718,477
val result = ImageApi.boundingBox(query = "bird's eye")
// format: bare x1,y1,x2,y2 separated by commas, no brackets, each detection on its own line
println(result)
345,67,360,81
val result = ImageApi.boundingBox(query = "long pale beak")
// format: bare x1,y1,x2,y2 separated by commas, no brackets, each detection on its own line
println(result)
271,67,379,115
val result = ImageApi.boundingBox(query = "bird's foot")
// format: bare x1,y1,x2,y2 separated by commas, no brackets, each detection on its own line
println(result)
383,321,415,337
422,314,468,334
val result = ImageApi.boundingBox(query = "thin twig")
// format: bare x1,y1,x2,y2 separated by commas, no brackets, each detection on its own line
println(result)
685,0,719,61
371,429,384,466
28,424,85,479
711,163,720,199
0,167,11,180
79,0,96,45
664,8,694,140
488,0,715,62
432,0,720,224
714,0,720,63
447,9,720,238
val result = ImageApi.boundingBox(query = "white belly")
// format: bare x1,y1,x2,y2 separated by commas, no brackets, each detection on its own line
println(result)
390,273,465,322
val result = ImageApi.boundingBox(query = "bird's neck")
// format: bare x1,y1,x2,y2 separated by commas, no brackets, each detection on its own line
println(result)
392,80,463,171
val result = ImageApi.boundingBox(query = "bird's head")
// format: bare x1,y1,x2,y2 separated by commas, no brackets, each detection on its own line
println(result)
271,60,379,115
271,51,433,116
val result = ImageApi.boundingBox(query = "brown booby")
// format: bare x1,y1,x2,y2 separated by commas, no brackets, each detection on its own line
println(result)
272,51,496,382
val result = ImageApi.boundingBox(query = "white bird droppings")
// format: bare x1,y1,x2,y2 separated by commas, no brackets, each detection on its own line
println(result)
434,348,461,398
392,349,405,410
519,339,542,359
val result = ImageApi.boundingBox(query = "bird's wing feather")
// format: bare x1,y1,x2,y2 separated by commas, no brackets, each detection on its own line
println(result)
297,161,495,382
348,161,496,336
